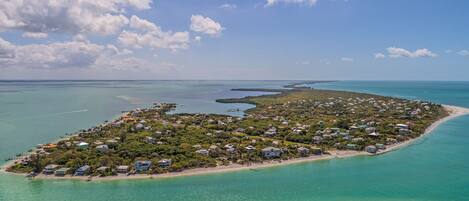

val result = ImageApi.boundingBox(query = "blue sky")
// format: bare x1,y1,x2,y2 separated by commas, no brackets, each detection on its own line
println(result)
0,0,468,80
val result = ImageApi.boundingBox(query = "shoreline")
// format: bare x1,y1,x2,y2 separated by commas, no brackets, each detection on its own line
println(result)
2,105,468,182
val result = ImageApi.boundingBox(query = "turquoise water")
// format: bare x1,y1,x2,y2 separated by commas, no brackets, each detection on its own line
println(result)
1,81,469,201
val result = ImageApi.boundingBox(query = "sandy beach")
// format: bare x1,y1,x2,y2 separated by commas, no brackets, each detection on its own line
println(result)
2,105,469,182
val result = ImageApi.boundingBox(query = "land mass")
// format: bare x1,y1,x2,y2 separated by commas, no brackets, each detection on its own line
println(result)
3,83,467,181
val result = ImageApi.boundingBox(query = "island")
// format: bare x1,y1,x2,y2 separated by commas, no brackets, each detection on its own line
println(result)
4,86,466,181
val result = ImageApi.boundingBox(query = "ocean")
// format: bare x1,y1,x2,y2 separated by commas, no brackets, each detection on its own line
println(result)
1,80,468,201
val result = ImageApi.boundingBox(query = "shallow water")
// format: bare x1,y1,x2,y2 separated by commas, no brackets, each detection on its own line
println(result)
1,80,469,201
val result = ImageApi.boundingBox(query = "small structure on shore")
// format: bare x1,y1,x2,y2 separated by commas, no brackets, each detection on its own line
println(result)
55,168,71,176
158,159,172,168
135,161,152,172
43,164,59,175
297,147,310,157
365,145,378,154
262,147,282,158
74,165,91,176
117,165,129,174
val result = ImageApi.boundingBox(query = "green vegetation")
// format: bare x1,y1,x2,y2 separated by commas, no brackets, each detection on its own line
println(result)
7,88,447,177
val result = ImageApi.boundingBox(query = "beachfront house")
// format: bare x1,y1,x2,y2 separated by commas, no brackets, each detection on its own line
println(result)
74,165,91,176
311,147,322,155
297,147,310,157
55,168,71,176
135,161,152,172
365,145,378,154
97,166,109,173
261,147,282,158
43,164,59,175
346,144,358,150
158,159,172,168
117,165,130,174
376,143,386,150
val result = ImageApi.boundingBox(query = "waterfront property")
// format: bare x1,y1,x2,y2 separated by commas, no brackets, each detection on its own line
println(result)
6,88,447,178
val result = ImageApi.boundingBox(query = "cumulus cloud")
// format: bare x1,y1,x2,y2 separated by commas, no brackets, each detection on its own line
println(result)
219,4,237,9
0,36,139,69
374,53,385,59
0,0,151,35
190,15,224,36
386,47,437,58
340,57,354,62
118,16,190,51
458,50,469,57
265,0,318,7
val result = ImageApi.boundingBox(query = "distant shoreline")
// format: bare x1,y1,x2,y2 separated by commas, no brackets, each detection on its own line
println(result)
2,104,467,182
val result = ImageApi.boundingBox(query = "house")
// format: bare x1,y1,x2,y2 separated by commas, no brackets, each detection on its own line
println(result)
135,161,152,172
106,139,118,147
74,165,91,176
352,137,364,142
195,149,209,156
158,159,172,168
375,143,386,150
96,166,109,173
346,144,358,150
311,148,322,155
117,165,130,174
135,123,145,130
297,147,310,157
261,147,282,158
224,144,236,153
368,132,380,137
365,145,378,153
399,128,410,135
55,168,71,176
145,136,156,144
96,144,109,153
245,145,256,152
77,142,89,149
43,164,60,175
396,124,409,129
365,127,376,134
264,127,277,137
312,136,323,143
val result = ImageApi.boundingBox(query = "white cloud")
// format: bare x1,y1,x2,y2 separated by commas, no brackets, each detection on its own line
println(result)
374,53,385,59
265,0,318,7
0,36,140,69
219,4,237,9
386,47,437,58
129,15,159,32
0,0,151,35
445,49,453,54
340,57,354,62
119,16,191,51
458,50,469,57
22,32,48,39
190,15,224,36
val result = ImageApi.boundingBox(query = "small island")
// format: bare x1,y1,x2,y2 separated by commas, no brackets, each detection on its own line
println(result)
4,86,462,181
